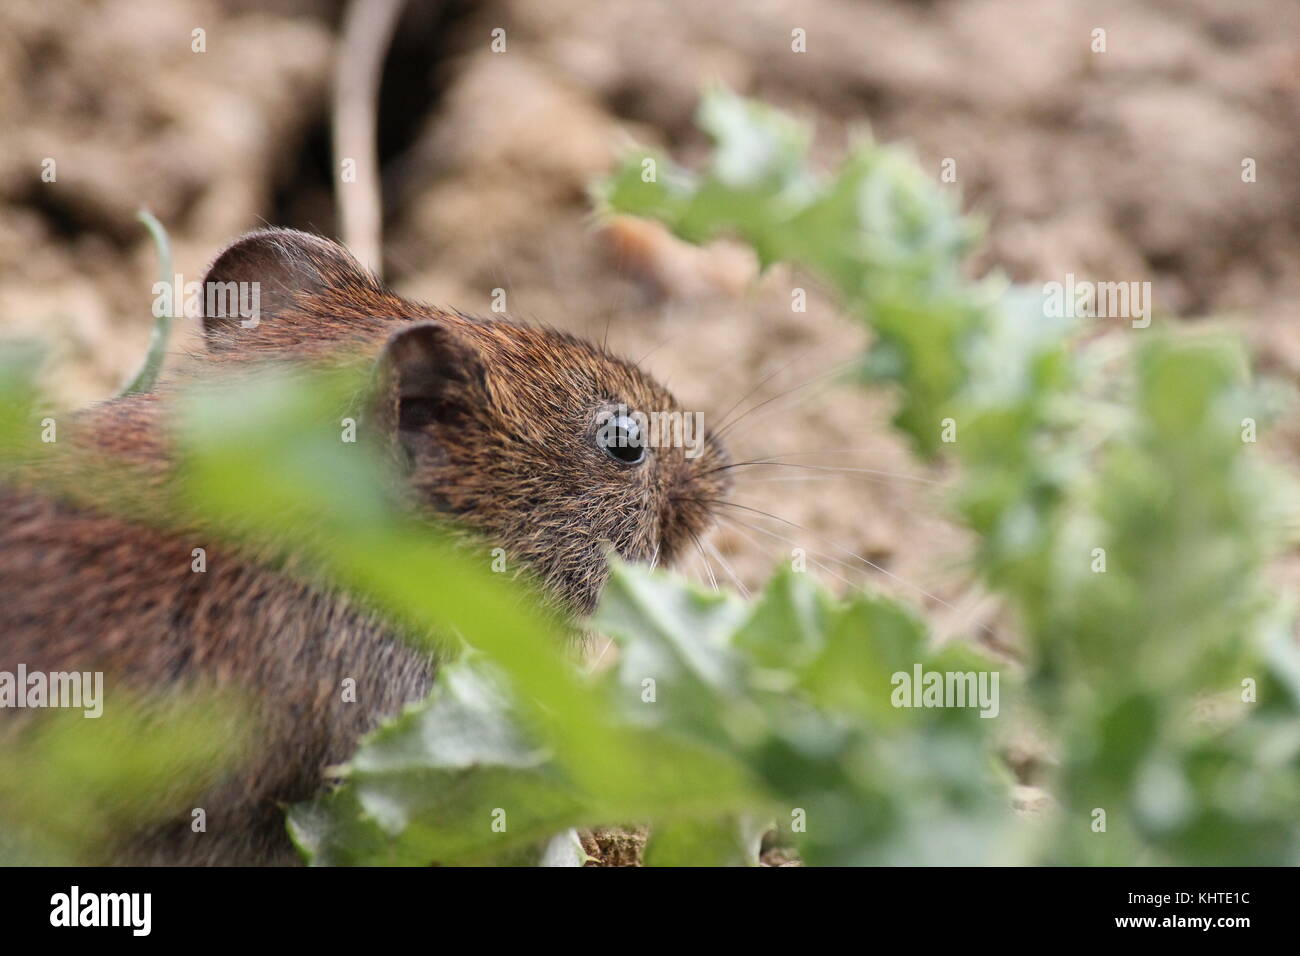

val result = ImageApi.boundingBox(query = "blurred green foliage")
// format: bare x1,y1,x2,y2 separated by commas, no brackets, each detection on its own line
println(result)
0,689,249,865
600,89,1300,864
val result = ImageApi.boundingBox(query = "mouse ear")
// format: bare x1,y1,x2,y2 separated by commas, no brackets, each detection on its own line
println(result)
199,229,375,351
376,320,489,466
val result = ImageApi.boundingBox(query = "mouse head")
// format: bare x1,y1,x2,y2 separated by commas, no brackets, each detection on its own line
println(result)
200,229,731,612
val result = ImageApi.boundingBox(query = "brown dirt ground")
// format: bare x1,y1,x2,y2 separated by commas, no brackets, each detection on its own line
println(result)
3,3,1299,857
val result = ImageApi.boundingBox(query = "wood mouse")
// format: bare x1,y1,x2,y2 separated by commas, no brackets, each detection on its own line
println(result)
0,228,731,865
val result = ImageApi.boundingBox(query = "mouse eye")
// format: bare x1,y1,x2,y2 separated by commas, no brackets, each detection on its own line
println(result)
596,413,646,465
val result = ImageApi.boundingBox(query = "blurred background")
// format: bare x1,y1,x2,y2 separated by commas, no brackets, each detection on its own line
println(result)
2,0,1299,647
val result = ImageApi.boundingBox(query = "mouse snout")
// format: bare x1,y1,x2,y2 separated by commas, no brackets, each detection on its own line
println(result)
655,425,731,566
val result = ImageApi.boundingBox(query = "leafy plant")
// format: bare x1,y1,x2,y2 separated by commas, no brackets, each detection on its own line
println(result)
291,562,1009,865
598,90,1300,864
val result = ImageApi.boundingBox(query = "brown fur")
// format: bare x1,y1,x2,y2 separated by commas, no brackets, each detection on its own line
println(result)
0,229,730,865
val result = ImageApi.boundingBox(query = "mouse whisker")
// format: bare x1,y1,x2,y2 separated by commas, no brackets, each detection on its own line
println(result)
712,345,834,438
710,504,1002,646
714,511,864,586
630,311,684,369
703,536,750,598
700,459,945,485
690,531,720,592
715,355,865,442
583,633,619,676
718,359,867,444
715,513,864,593
695,498,960,609
728,473,916,489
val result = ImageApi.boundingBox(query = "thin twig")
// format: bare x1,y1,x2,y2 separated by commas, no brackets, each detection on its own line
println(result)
333,0,407,277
